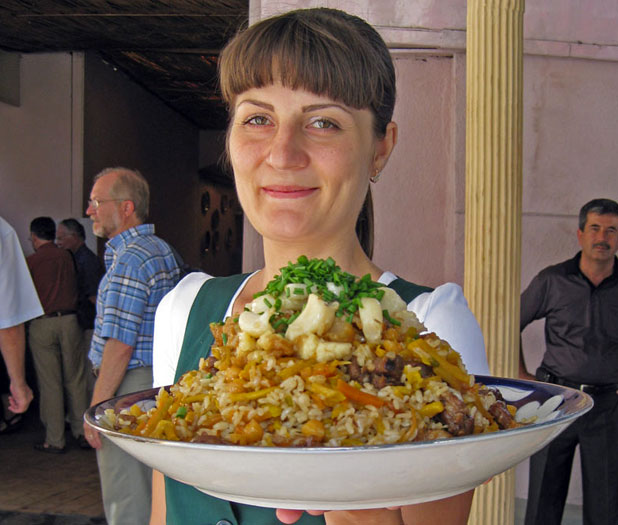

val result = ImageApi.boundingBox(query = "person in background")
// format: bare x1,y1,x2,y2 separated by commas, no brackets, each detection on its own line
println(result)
82,168,181,525
150,8,488,525
56,218,105,331
27,216,89,453
0,216,43,433
520,198,618,525
56,218,105,394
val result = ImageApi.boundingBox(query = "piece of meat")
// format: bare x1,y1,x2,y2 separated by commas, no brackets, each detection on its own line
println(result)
371,374,389,389
346,357,369,384
416,428,453,441
203,355,218,375
489,400,516,429
347,354,408,389
417,362,434,378
438,391,474,436
373,354,404,378
479,386,505,402
191,433,226,444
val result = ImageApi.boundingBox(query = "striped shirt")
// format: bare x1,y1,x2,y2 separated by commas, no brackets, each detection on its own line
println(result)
89,224,181,369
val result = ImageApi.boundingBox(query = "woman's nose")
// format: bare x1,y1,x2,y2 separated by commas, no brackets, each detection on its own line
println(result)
267,125,309,170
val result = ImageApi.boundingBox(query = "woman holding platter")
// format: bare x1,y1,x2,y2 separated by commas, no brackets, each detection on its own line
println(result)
150,7,489,525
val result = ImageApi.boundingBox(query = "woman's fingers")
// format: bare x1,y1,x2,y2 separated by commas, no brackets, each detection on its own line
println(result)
276,509,326,523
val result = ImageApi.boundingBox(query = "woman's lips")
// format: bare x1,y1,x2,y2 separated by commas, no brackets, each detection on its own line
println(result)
262,186,317,199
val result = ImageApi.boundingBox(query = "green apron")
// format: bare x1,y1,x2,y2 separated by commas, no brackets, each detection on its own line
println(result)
165,273,432,524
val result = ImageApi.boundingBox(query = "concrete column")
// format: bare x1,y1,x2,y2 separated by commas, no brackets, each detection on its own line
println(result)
464,1,524,524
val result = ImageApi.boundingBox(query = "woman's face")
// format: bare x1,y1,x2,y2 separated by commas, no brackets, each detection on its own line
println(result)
228,83,395,246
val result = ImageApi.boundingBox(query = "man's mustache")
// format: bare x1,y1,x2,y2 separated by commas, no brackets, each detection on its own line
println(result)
593,242,610,249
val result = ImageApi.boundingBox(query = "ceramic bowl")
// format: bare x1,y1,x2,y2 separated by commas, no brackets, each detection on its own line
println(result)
85,375,592,510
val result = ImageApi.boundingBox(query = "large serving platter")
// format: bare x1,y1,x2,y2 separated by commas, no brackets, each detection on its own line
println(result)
85,375,592,510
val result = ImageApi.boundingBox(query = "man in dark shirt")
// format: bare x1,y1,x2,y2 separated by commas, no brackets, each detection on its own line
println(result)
56,219,105,331
56,219,104,397
27,217,89,453
520,198,618,525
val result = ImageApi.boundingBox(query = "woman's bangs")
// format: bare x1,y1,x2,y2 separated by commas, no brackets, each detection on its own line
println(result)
223,26,371,111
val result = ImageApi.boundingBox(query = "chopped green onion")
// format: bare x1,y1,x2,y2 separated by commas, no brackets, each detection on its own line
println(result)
382,309,401,326
253,256,388,329
222,333,228,345
175,406,187,418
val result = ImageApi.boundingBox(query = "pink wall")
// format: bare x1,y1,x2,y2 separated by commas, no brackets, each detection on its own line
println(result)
372,53,460,287
0,53,76,255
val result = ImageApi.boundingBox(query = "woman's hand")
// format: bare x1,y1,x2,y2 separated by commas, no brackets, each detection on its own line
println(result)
276,508,403,525
276,491,473,525
276,509,325,523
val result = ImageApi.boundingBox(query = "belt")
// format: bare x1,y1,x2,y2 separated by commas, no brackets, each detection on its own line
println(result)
536,367,618,395
39,310,76,319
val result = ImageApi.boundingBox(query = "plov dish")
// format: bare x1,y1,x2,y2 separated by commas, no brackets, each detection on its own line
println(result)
105,257,522,446
86,257,593,508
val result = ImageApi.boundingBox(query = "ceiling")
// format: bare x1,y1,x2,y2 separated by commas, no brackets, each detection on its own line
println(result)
0,0,249,129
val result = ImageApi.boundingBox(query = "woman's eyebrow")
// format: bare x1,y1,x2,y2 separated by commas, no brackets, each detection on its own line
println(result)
236,99,274,111
236,99,352,115
303,103,352,114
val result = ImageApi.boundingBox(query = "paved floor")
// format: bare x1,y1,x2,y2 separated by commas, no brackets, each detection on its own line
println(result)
0,408,105,523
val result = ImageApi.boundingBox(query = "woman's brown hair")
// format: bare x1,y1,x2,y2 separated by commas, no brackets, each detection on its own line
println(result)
220,8,394,258
218,8,396,137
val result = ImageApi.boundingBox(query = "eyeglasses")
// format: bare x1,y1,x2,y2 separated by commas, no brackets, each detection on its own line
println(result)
87,198,126,209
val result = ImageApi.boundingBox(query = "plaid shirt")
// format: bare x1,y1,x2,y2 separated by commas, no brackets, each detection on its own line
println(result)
89,224,180,369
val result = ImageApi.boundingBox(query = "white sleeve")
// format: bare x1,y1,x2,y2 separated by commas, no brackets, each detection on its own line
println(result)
0,220,43,328
153,273,212,388
408,283,490,376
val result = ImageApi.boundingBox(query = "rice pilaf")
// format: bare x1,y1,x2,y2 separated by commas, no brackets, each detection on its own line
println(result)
105,257,520,447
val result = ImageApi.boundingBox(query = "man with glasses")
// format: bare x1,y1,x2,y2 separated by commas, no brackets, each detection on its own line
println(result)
83,167,181,525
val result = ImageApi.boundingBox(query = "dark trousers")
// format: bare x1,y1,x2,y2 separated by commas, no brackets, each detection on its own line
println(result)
524,389,618,525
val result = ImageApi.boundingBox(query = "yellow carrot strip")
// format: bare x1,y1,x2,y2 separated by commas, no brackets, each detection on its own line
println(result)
228,387,276,402
419,401,445,418
278,359,314,379
129,404,143,417
331,401,351,419
308,382,346,403
183,394,206,404
144,390,174,436
336,379,386,408
152,420,179,441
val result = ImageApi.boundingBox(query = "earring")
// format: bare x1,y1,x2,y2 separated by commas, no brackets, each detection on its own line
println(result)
370,169,381,184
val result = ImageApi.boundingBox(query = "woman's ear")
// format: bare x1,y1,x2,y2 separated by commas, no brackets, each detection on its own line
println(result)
373,121,398,173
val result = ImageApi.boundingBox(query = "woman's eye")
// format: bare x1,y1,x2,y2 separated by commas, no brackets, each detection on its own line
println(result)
244,115,270,126
310,118,339,130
